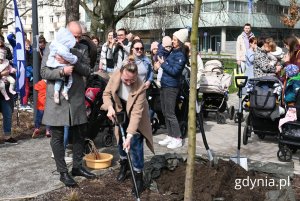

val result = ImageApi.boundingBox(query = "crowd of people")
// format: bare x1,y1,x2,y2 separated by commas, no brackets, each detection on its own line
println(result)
3,20,299,194
0,20,196,195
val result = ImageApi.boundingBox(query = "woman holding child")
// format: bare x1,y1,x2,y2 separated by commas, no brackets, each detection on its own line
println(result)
155,29,189,149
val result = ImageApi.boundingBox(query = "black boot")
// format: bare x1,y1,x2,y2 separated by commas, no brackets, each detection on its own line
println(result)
72,167,96,179
117,159,128,182
131,171,144,197
60,172,77,187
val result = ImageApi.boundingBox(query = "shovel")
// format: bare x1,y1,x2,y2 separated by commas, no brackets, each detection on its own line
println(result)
115,112,141,201
230,76,248,171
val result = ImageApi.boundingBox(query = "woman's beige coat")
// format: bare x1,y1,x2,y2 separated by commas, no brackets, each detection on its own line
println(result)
101,70,154,153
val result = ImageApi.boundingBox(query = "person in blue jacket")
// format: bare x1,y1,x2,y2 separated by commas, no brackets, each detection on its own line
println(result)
154,29,189,149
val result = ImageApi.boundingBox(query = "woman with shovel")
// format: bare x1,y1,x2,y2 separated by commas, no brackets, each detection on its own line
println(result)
101,55,154,196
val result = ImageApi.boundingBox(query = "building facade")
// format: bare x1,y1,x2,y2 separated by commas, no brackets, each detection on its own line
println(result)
2,0,300,54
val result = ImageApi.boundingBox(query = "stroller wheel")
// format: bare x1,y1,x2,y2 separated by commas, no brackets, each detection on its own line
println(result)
151,118,159,134
216,113,226,124
243,115,250,145
277,147,292,162
180,122,188,138
102,133,113,147
258,134,265,140
229,106,235,120
203,111,208,118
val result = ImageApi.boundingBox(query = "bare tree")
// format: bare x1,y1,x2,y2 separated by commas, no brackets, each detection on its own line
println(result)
184,0,201,200
79,0,159,37
0,0,62,33
281,0,300,28
65,0,80,24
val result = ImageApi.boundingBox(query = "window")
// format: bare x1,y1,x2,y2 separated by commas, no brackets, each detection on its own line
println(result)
50,31,54,40
56,14,60,22
39,16,43,23
181,4,192,13
174,5,180,14
128,12,134,18
23,16,26,24
140,8,146,17
202,3,211,12
211,2,220,12
39,32,44,36
147,8,154,16
39,1,43,9
49,16,53,23
134,9,141,17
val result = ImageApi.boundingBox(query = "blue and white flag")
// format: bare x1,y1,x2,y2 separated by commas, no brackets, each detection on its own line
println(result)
248,0,253,14
13,0,26,99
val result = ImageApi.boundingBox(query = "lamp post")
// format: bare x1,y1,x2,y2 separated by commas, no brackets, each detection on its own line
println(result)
32,0,39,122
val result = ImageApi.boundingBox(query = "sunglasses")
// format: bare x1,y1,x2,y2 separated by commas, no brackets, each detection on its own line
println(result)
134,47,144,51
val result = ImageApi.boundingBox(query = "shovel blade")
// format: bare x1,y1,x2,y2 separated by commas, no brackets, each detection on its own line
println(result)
230,156,248,171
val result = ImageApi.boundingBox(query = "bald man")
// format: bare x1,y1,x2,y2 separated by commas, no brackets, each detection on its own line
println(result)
41,21,96,187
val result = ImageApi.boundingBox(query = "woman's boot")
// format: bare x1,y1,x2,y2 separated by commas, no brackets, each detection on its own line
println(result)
117,159,128,182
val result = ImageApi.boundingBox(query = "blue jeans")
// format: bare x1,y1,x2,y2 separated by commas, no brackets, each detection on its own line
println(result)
118,132,144,172
64,126,69,150
0,98,12,136
35,109,50,130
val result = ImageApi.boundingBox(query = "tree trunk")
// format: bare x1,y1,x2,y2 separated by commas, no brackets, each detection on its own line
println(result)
184,0,202,201
0,0,7,33
65,0,80,25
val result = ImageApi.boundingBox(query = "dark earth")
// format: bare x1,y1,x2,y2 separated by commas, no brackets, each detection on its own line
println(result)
1,110,300,201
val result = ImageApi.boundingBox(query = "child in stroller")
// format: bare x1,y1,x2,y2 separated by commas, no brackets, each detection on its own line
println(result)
85,72,114,147
242,76,284,145
198,60,234,124
277,64,300,161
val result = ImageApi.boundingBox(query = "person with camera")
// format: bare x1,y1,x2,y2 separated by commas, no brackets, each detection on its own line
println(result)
113,28,132,69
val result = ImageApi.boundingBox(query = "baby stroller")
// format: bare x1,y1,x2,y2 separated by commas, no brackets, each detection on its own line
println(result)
277,86,300,162
85,72,114,147
198,60,234,124
242,76,283,145
147,66,194,138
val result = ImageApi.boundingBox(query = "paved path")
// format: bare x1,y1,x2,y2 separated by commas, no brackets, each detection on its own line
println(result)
0,94,299,200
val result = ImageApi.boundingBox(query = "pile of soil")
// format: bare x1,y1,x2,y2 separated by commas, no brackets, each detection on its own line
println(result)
33,159,295,201
0,109,35,141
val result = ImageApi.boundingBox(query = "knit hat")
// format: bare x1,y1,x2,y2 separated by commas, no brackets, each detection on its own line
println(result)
150,41,159,51
285,64,299,78
162,36,172,47
0,48,6,60
173,29,189,43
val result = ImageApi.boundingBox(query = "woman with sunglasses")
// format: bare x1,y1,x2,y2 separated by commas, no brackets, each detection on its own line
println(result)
154,29,189,149
101,55,154,195
130,39,153,89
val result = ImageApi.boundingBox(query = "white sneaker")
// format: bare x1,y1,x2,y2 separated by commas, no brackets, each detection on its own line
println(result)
158,136,173,146
65,156,73,163
51,152,54,159
167,138,183,149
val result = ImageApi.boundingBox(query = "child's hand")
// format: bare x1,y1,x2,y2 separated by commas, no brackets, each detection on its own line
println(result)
11,68,16,73
1,68,9,77
157,56,164,64
55,54,69,64
154,61,160,71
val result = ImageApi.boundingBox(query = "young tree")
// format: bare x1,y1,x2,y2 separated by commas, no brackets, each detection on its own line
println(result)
184,0,202,200
79,0,159,36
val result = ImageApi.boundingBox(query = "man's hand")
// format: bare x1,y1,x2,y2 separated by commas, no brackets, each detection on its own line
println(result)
123,134,133,152
107,106,116,123
55,54,70,64
276,65,282,73
63,66,74,76
283,53,290,63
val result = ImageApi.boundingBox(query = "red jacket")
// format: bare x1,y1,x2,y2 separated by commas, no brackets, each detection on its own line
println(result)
34,80,47,110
